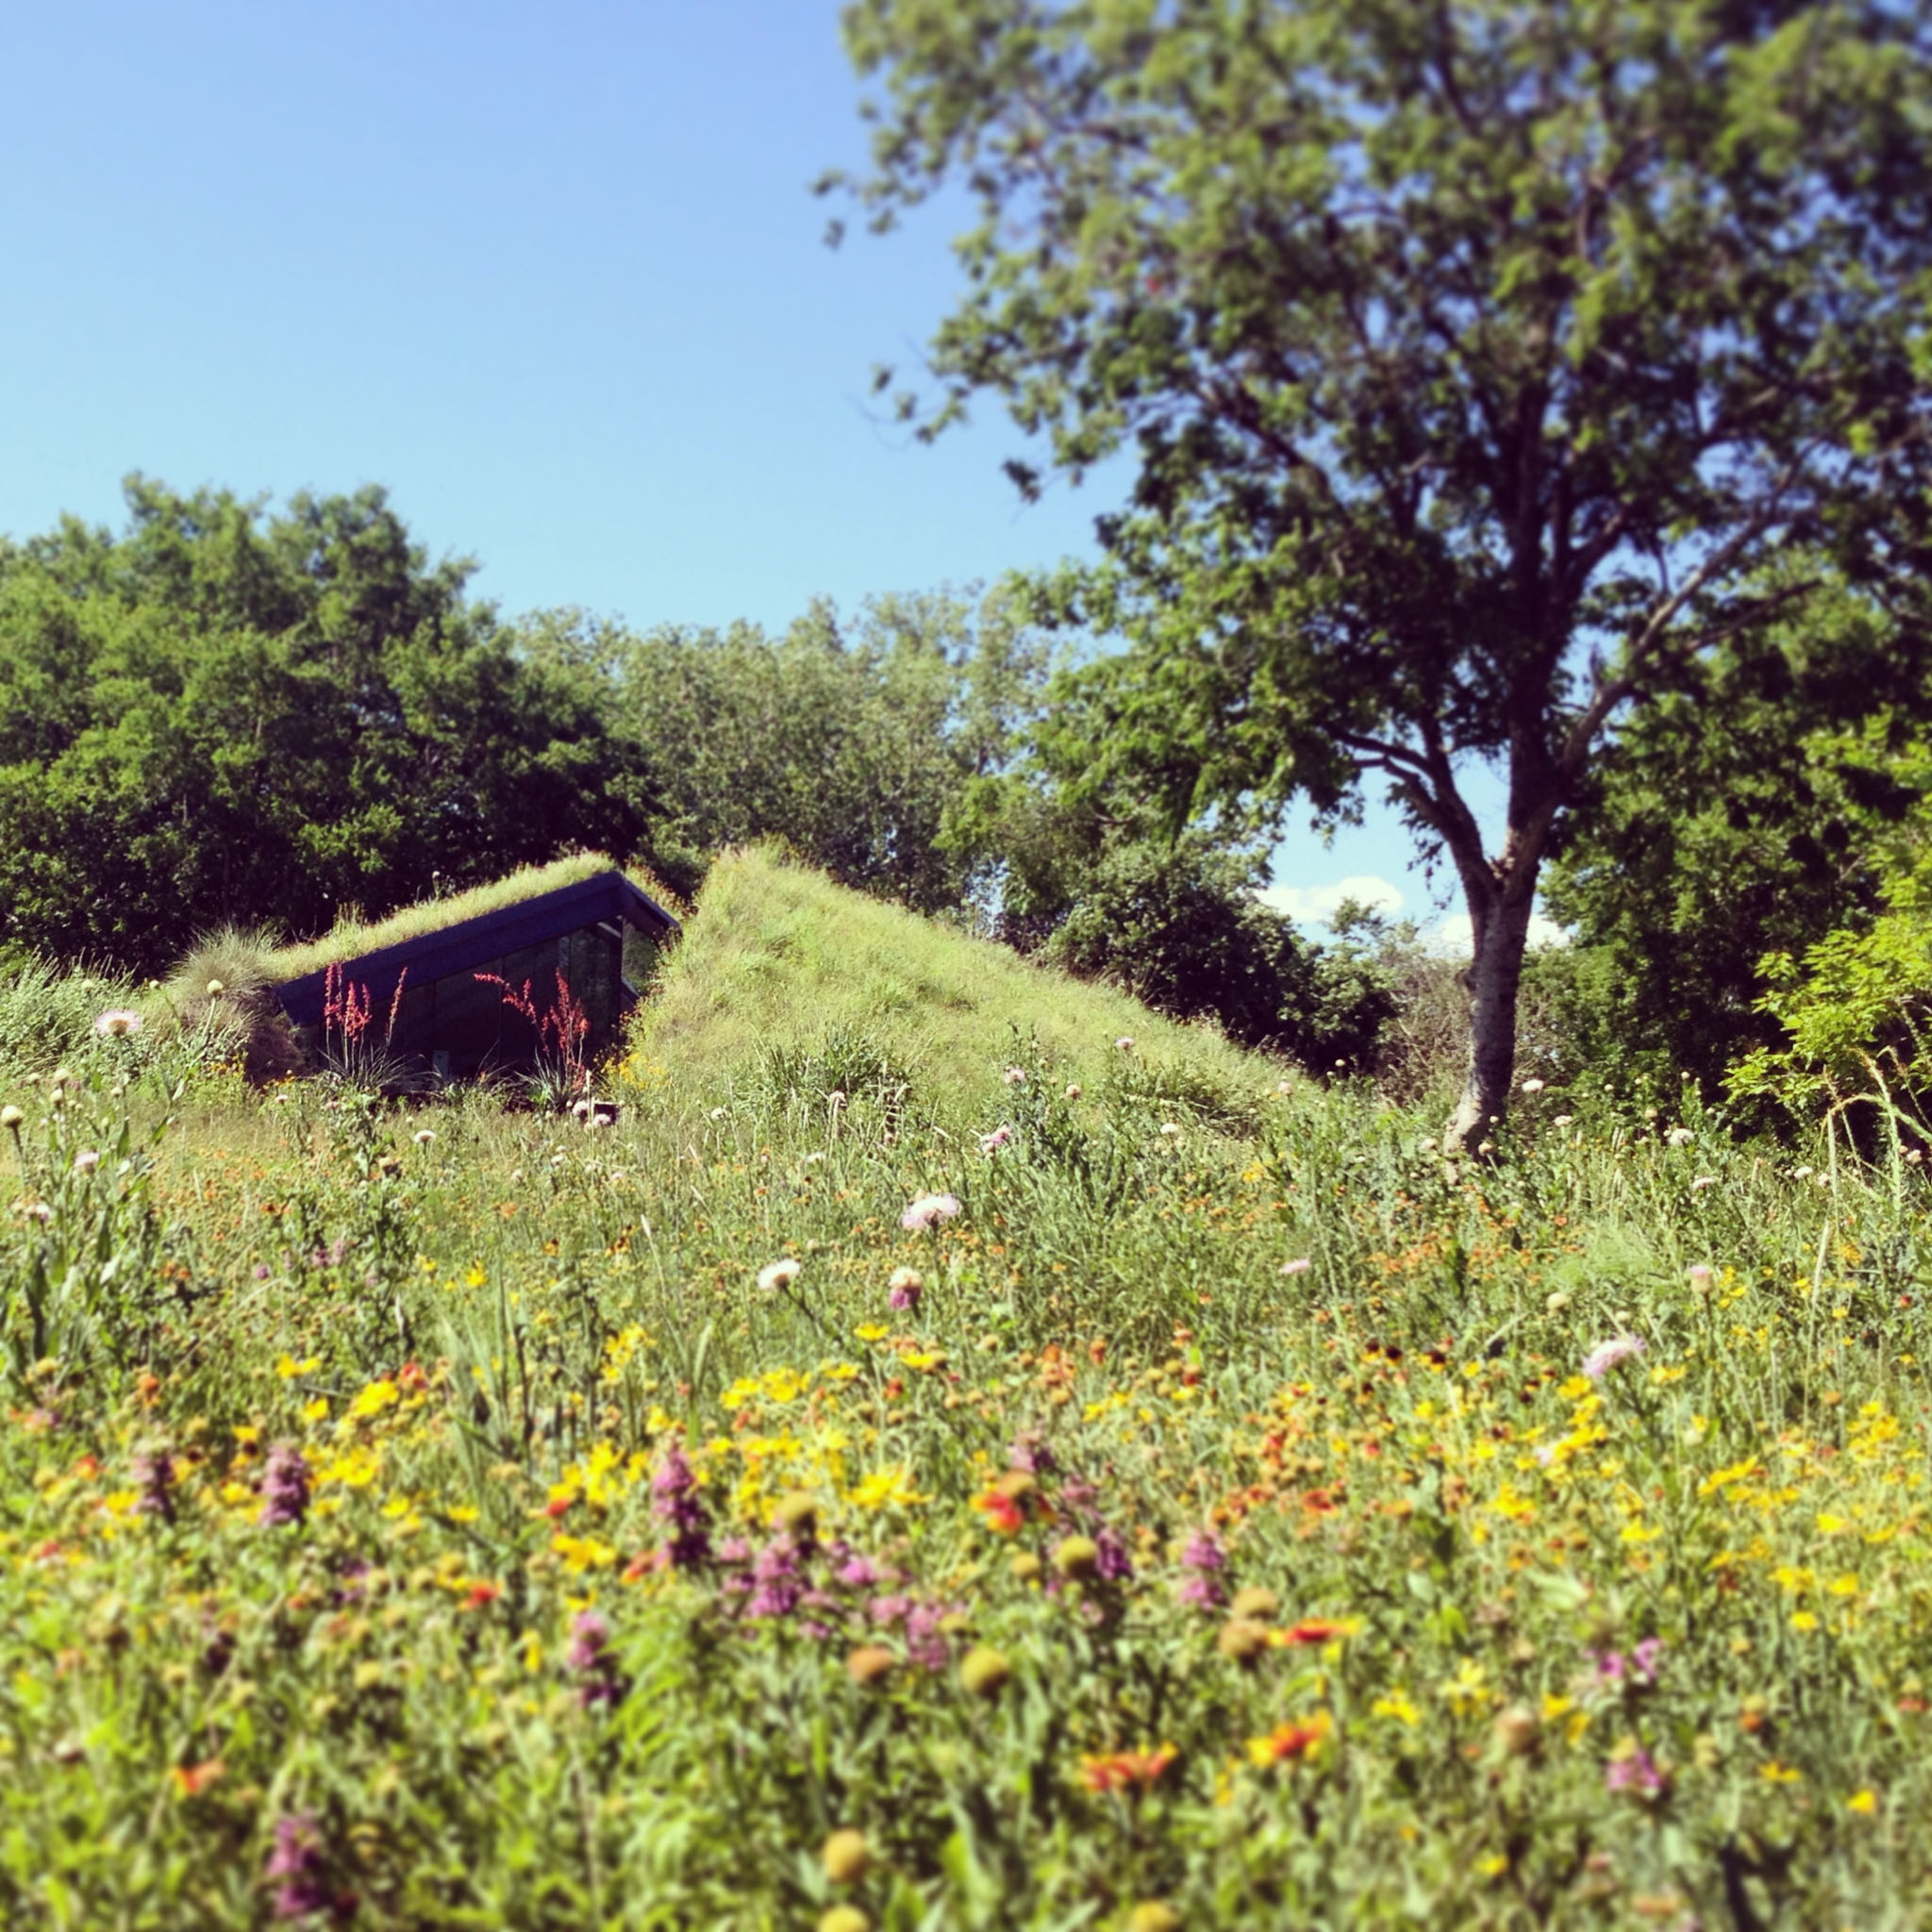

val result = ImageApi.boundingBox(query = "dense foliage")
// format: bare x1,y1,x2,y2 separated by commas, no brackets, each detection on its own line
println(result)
1545,575,1932,1100
830,0,1932,1146
1,851,1930,1926
0,480,650,974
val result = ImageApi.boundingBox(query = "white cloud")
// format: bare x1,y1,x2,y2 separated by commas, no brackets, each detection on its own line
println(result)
1257,874,1406,925
1425,910,1571,957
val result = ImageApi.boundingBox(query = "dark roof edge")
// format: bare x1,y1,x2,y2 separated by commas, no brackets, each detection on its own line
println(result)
273,871,678,1027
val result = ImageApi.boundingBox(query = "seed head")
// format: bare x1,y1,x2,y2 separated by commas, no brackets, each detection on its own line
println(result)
959,1645,1010,1697
1493,1705,1540,1757
1216,1618,1270,1662
1053,1535,1100,1582
822,1828,870,1885
846,1645,896,1687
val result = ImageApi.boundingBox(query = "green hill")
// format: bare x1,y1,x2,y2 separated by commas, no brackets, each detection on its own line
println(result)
630,842,1287,1121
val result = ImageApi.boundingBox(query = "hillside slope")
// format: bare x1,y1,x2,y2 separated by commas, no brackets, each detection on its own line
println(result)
628,843,1285,1119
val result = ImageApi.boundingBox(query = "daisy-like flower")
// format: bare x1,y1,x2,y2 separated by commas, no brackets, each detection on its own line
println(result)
1581,1334,1646,1382
94,1008,143,1038
757,1257,803,1293
900,1192,960,1232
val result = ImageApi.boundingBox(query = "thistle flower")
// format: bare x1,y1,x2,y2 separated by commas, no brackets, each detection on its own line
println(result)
887,1266,923,1312
1280,1257,1312,1276
94,1008,143,1038
0,1105,21,1130
1115,1036,1135,1052
564,1609,625,1707
205,979,225,997
1003,1065,1027,1086
977,1123,1013,1155
652,1443,711,1569
1666,1126,1694,1147
265,1813,330,1921
73,1150,99,1175
259,1442,311,1527
1688,1264,1713,1291
900,1191,960,1232
1064,1083,1082,1100
1521,1076,1545,1093
757,1257,803,1293
1581,1335,1646,1382
412,1128,436,1146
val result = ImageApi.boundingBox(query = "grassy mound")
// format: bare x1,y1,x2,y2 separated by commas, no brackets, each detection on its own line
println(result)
633,843,1283,1123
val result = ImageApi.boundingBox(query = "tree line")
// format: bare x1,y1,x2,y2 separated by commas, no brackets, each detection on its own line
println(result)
1,473,1927,1134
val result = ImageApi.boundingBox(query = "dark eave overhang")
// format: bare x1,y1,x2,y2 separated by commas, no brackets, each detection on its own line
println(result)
273,871,678,1028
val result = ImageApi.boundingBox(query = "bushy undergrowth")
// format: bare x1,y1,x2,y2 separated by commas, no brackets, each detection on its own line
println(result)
2,858,1931,1927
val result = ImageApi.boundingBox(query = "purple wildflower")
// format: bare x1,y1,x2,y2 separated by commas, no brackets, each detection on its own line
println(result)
651,1443,712,1569
265,1813,330,1920
258,1443,310,1528
564,1609,625,1708
1581,1334,1646,1382
1094,1525,1134,1583
1632,1636,1666,1686
887,1266,924,1313
745,1535,806,1620
837,1554,880,1591
132,1449,176,1524
1177,1529,1227,1609
1605,1747,1668,1798
1008,1433,1058,1479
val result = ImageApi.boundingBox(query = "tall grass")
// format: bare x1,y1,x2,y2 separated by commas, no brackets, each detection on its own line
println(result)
0,856,1928,1924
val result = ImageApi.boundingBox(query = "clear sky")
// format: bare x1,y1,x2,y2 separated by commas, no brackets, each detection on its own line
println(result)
1,0,1535,939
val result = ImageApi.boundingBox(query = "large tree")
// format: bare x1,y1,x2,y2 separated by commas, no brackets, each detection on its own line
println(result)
829,0,1932,1147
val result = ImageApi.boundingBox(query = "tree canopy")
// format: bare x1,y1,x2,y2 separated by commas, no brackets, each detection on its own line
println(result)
831,0,1932,1146
0,480,652,973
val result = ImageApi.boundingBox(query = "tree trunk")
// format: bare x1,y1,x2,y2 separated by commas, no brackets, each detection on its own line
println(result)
1444,882,1538,1156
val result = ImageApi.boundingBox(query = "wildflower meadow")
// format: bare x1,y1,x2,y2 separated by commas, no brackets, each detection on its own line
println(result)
2,850,1930,1929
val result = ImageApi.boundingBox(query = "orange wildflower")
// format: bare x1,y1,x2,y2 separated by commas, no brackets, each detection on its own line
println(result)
172,1760,226,1798
1079,1745,1178,1792
1246,1710,1333,1767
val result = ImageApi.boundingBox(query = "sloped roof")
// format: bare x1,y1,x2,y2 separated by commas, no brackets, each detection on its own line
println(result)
274,869,677,1028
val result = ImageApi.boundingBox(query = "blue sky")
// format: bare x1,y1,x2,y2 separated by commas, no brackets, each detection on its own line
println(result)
0,0,1533,939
